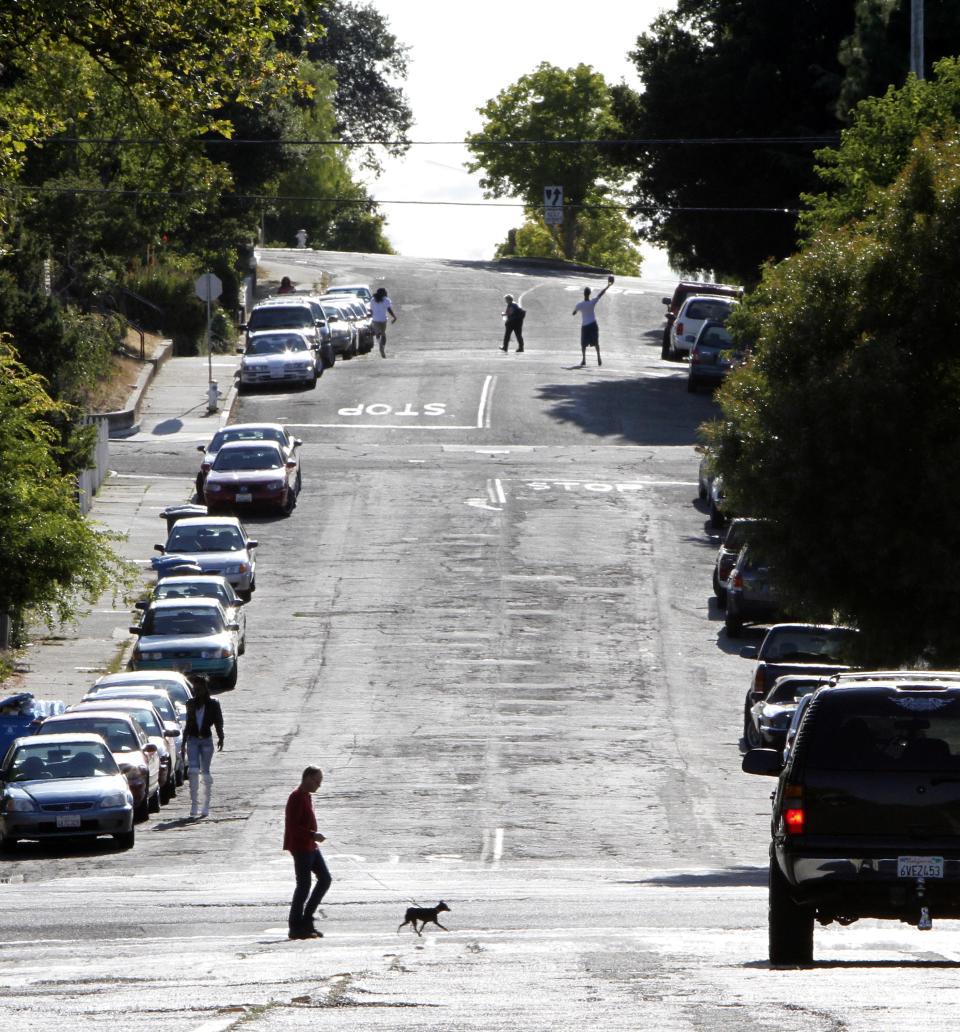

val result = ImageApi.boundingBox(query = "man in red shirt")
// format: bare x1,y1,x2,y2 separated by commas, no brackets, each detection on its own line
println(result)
284,766,331,940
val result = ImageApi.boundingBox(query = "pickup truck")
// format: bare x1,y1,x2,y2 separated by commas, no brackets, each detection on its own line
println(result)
741,623,859,731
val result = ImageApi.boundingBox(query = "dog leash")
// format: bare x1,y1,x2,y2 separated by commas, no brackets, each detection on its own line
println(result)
327,842,422,906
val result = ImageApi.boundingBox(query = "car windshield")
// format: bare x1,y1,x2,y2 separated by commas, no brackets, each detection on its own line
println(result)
248,307,313,330
210,427,286,451
806,694,960,771
328,287,370,301
122,707,161,735
7,742,118,780
686,299,735,320
212,447,283,472
723,521,751,551
144,609,225,636
166,526,245,553
319,304,346,321
46,718,141,754
763,628,858,663
246,334,309,355
767,679,820,704
700,326,734,349
156,582,230,606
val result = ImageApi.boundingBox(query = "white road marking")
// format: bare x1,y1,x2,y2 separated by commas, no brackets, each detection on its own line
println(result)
477,374,495,428
491,479,506,505
287,422,479,430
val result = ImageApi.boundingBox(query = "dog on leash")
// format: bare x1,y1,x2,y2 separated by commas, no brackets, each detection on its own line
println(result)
397,901,451,936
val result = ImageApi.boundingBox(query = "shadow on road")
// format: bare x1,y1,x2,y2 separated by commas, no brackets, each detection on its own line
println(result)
625,865,768,888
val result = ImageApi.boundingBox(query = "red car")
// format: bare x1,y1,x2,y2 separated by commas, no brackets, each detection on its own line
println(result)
203,440,300,515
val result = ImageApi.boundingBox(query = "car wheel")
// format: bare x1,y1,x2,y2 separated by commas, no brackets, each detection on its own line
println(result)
238,634,246,656
661,328,672,360
744,720,763,750
712,568,722,598
307,373,318,389
195,474,204,496
148,784,161,814
160,778,173,805
687,376,698,393
134,791,150,823
221,663,239,691
709,502,725,529
282,488,297,516
295,468,302,493
0,833,17,852
769,858,814,964
175,763,184,787
114,827,135,850
725,611,743,638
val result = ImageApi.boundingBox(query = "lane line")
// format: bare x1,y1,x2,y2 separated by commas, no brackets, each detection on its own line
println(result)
477,374,495,428
286,423,478,430
492,479,506,505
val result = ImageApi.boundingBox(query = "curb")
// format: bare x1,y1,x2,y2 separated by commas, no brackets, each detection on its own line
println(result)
495,256,613,276
103,339,175,438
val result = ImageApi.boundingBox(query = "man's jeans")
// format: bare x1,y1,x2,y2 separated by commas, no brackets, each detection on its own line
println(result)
289,849,332,931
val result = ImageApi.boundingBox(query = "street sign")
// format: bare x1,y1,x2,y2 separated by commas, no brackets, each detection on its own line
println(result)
195,273,222,302
544,185,563,225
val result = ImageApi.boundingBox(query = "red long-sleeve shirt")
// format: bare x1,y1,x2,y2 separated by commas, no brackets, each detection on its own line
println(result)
283,785,318,853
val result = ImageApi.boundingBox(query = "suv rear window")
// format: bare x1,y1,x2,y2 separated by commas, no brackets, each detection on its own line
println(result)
805,692,960,771
685,299,735,320
761,628,857,663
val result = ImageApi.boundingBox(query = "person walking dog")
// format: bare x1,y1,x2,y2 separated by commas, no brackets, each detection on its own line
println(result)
284,765,332,940
183,678,224,818
500,294,525,353
573,275,614,366
371,287,397,357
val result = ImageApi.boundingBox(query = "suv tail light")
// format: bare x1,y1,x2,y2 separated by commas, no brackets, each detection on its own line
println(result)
752,667,766,698
781,784,804,835
731,571,743,590
675,321,684,337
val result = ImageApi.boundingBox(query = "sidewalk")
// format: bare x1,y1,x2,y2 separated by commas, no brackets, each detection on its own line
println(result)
12,353,240,702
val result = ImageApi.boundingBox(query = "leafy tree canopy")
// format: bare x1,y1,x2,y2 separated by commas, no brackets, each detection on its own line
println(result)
0,339,133,626
706,133,960,665
466,63,627,261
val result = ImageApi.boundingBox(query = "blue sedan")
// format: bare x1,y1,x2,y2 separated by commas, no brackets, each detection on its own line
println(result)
0,733,135,850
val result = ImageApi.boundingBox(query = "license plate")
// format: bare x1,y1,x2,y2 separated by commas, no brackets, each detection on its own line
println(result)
172,661,192,673
270,366,285,378
898,856,944,878
56,815,81,829
235,491,252,503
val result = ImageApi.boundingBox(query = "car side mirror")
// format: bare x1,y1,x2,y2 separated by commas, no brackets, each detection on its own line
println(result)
142,743,158,754
197,445,206,453
164,724,181,738
128,626,142,636
286,460,297,469
661,297,670,305
134,600,148,610
239,323,247,331
293,439,303,447
740,645,758,659
228,622,240,631
247,540,258,549
154,544,165,553
741,749,782,777
236,347,245,354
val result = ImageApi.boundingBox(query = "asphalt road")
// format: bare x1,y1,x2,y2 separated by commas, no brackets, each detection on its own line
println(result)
2,251,959,1031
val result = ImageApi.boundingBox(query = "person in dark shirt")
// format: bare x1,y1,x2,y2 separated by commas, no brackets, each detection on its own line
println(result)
183,679,224,818
500,294,525,353
284,765,331,940
277,276,295,294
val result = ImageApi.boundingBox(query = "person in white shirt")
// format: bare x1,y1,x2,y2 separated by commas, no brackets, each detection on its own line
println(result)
573,275,614,366
370,287,397,357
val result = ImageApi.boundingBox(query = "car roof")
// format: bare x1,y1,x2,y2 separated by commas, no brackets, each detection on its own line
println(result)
253,296,317,307
218,422,287,434
90,686,174,699
216,439,283,452
247,328,311,338
94,671,191,687
45,710,139,727
145,597,226,612
71,699,161,714
679,294,738,308
327,283,370,290
14,732,107,748
156,575,232,589
167,516,244,530
764,622,856,635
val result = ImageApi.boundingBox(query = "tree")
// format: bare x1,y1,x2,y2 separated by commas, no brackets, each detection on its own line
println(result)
300,0,413,173
0,339,132,631
495,196,643,275
612,0,856,283
705,133,960,664
801,56,960,235
466,63,628,262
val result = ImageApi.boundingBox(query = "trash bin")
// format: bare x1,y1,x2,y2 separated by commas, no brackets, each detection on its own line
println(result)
159,504,208,535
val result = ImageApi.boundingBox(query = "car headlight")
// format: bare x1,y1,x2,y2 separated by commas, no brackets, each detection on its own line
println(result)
101,792,130,808
5,792,36,813
266,480,285,491
207,483,223,492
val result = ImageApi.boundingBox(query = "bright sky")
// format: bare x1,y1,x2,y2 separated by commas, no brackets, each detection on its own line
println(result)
364,0,676,275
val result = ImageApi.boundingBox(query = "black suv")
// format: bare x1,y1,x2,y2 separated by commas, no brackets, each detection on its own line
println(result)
743,673,960,964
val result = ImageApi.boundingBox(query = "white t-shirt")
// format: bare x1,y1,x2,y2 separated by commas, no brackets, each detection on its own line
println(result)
575,298,600,325
371,296,393,321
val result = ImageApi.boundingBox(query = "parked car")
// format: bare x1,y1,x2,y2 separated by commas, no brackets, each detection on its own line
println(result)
153,516,258,600
129,597,240,690
708,474,727,529
666,295,739,361
82,685,187,784
743,673,960,963
241,296,325,344
39,711,160,822
687,320,745,393
740,623,859,708
713,517,761,603
724,544,778,636
0,733,135,850
661,280,742,359
68,699,179,803
324,283,372,313
196,423,302,495
321,295,373,352
202,439,300,516
139,575,246,655
743,674,822,751
316,298,359,357
237,330,320,390
0,693,65,760
91,672,193,720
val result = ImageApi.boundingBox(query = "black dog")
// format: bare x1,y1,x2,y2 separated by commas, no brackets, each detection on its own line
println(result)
397,901,451,936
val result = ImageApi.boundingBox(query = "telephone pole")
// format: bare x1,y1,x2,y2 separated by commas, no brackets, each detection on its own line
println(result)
910,0,924,79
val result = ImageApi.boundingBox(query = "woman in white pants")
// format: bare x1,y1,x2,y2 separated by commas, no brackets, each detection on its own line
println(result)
183,679,224,817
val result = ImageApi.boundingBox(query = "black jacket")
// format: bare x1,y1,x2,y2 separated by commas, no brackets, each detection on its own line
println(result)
184,697,224,742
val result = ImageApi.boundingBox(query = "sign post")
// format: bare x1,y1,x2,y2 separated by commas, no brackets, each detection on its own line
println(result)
195,273,223,411
544,185,563,226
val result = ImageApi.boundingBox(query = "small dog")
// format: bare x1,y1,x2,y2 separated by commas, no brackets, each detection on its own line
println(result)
397,901,451,936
